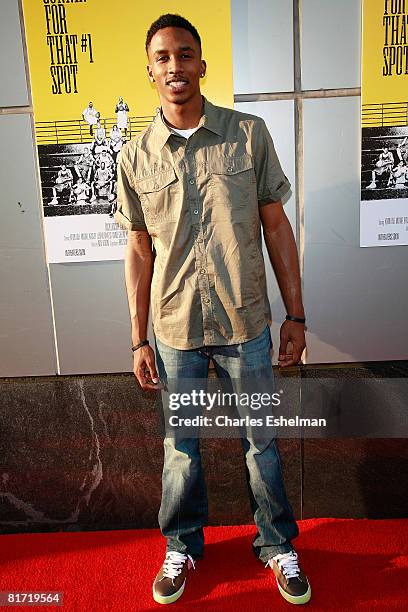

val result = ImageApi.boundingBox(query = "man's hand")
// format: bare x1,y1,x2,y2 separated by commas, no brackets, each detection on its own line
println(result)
133,345,164,391
278,320,306,367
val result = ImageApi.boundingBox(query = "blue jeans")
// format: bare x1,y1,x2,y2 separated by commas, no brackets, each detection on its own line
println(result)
154,325,299,562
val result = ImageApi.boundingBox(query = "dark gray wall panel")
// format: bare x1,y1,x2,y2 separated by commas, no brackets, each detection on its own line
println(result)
302,439,408,518
0,373,301,532
0,114,56,376
0,0,29,107
303,97,408,363
302,0,361,90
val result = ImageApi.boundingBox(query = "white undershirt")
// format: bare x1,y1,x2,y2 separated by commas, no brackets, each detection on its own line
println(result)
162,114,199,139
170,126,199,139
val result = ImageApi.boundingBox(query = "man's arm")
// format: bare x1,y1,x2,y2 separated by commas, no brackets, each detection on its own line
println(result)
259,201,306,367
125,230,162,390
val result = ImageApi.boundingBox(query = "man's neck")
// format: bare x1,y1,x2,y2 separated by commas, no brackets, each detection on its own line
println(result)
161,92,204,130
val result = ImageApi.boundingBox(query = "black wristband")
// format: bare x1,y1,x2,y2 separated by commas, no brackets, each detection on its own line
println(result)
131,339,149,352
286,315,306,324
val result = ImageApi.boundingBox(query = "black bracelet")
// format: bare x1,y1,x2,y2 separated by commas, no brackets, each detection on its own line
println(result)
131,339,149,352
286,315,306,324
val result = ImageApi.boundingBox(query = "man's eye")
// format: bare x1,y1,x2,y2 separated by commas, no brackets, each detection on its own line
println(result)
181,54,191,58
157,56,168,62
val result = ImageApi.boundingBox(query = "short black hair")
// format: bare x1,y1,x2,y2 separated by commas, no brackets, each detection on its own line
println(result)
145,14,201,54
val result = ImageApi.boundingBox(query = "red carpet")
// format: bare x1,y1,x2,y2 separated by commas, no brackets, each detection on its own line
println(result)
0,519,407,611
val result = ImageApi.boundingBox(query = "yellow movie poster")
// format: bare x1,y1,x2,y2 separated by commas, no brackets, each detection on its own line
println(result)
22,0,233,262
361,0,408,247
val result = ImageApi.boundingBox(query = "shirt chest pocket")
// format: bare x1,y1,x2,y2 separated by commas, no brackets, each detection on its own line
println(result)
136,168,179,225
208,154,257,213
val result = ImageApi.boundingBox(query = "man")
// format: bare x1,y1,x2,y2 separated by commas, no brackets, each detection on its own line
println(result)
389,160,408,188
74,146,95,182
82,101,99,136
50,164,73,205
366,147,394,189
396,136,408,165
114,14,311,606
109,124,124,161
91,161,115,203
95,148,115,172
72,176,90,204
91,125,109,158
115,96,130,137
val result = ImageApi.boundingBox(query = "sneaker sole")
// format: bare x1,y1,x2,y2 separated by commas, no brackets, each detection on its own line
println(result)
152,579,186,605
276,578,311,605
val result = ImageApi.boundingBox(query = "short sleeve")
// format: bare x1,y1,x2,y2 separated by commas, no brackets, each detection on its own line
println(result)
253,119,291,206
114,149,148,232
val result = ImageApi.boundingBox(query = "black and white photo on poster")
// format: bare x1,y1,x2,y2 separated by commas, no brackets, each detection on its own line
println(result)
35,99,156,262
40,97,133,220
361,126,408,200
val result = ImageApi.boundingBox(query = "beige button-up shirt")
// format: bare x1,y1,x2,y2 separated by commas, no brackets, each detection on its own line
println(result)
114,97,291,349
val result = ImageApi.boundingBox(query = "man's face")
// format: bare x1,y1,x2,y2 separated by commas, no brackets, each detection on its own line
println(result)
146,27,206,106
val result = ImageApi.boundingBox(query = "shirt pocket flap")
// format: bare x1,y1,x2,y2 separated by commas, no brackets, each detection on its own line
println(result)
210,153,253,175
136,168,177,193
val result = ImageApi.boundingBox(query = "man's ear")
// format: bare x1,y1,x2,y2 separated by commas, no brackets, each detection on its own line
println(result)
201,59,207,77
146,65,155,82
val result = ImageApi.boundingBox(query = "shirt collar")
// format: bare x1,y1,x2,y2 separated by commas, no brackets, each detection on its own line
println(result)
152,96,223,151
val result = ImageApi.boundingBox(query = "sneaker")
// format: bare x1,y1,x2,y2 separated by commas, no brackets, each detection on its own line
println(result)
153,551,195,605
266,549,311,605
49,197,58,205
366,181,377,189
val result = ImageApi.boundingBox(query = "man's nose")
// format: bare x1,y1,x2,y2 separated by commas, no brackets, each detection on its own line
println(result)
168,56,183,74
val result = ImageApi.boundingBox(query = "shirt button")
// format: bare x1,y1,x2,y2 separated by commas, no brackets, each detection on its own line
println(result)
204,298,210,304
193,209,199,214
227,166,233,173
154,183,159,189
189,178,195,184
199,268,206,274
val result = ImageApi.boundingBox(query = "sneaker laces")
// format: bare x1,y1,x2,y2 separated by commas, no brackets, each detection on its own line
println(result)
266,550,300,579
160,551,195,585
